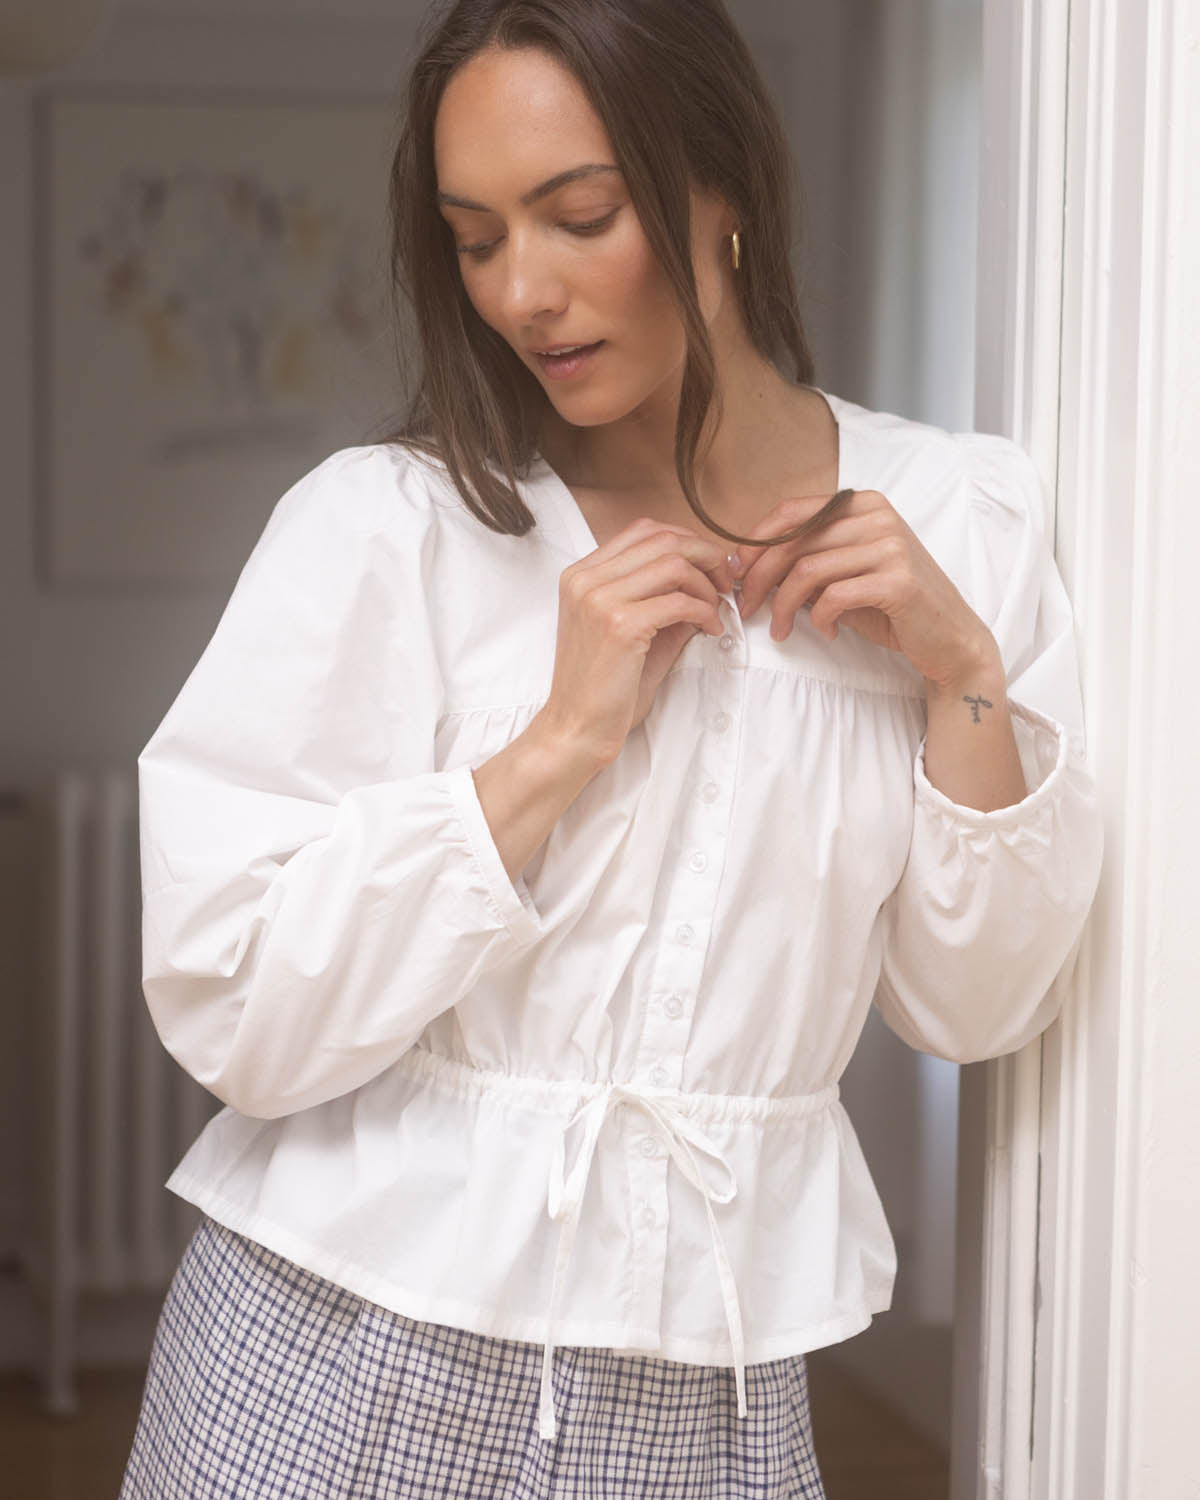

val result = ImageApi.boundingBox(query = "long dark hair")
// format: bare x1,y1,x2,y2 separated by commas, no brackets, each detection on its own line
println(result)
383,0,842,548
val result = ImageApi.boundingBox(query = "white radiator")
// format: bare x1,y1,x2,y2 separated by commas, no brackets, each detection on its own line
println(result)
33,769,218,1414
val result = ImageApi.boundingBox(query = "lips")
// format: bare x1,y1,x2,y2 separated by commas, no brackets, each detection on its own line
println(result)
532,341,603,357
532,340,606,380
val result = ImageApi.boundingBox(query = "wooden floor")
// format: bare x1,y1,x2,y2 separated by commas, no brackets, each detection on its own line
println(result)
806,1351,949,1499
0,1349,948,1498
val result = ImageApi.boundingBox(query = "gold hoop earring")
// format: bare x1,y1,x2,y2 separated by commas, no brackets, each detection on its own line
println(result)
730,229,741,271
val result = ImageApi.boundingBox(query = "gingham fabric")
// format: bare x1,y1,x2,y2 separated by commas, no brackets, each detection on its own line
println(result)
119,1214,827,1498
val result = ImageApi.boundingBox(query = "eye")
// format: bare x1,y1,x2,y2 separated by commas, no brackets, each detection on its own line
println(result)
456,239,498,262
563,210,619,236
456,209,619,262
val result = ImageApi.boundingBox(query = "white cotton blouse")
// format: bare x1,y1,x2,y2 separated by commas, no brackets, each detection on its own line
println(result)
140,387,1104,1440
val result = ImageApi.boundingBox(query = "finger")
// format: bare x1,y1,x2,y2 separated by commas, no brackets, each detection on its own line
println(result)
808,574,894,639
734,490,863,615
762,504,896,560
767,540,899,641
586,518,736,595
612,588,727,645
590,552,724,635
581,516,697,566
731,485,890,573
732,519,882,618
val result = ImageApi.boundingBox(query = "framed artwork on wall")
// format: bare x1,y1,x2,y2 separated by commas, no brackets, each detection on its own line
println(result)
34,86,403,590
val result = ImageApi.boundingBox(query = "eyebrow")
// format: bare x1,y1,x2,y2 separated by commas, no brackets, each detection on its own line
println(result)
437,163,622,213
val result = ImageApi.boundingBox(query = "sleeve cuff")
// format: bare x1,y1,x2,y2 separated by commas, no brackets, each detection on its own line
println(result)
445,763,543,948
913,698,1070,833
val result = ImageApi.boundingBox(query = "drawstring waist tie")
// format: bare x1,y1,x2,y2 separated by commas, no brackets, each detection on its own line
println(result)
540,1081,746,1440
388,1049,840,1443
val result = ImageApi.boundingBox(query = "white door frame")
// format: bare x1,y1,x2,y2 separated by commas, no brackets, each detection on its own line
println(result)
953,6,1070,1496
956,2,1200,1496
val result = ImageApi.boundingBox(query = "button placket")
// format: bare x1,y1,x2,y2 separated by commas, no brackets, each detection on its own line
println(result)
633,620,743,1093
623,1103,671,1333
625,604,746,1338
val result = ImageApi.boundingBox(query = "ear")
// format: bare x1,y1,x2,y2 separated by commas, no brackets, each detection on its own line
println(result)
691,181,738,240
709,194,738,242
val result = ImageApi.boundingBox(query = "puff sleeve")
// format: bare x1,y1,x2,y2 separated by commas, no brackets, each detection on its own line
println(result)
873,433,1104,1064
138,446,543,1120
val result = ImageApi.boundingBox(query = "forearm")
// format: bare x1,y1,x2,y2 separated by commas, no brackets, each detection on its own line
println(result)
922,641,1028,812
472,709,610,885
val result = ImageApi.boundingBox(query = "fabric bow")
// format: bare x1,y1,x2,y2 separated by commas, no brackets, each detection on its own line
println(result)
538,1081,746,1441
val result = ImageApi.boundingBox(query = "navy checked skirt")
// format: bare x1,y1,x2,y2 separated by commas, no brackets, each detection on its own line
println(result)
119,1214,827,1498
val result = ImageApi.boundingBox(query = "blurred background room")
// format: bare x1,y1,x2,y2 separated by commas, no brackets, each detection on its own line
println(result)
0,1,985,1495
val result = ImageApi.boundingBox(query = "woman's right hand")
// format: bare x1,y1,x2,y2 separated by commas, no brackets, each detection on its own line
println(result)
540,518,737,767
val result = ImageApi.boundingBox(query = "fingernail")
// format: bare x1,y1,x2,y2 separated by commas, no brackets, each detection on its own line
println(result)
726,552,745,578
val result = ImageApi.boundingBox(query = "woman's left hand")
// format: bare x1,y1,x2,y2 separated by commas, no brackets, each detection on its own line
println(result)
731,488,1001,692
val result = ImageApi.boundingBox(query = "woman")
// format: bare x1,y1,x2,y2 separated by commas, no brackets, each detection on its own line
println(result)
120,0,1104,1495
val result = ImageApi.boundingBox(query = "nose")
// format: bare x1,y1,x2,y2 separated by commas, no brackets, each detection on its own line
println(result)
499,226,568,326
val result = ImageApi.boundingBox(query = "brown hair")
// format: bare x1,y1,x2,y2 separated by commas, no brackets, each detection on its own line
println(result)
382,0,843,549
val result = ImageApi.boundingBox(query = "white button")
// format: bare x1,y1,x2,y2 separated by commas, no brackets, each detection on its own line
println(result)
712,711,731,732
640,1137,660,1158
701,782,719,802
640,1205,657,1228
663,995,683,1019
650,1064,670,1087
719,634,735,650
689,851,707,873
675,923,694,943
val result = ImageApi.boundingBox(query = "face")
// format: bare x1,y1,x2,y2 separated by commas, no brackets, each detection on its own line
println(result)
433,45,735,432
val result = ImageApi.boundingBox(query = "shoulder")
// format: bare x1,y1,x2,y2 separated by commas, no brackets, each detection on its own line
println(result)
210,444,470,630
829,390,1047,545
826,393,1056,640
263,439,544,553
263,441,449,544
833,389,1037,495
237,441,496,592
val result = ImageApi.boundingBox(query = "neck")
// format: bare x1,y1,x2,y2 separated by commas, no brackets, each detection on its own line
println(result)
535,316,830,511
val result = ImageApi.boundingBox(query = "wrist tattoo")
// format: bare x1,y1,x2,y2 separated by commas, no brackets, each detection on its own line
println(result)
963,692,993,723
